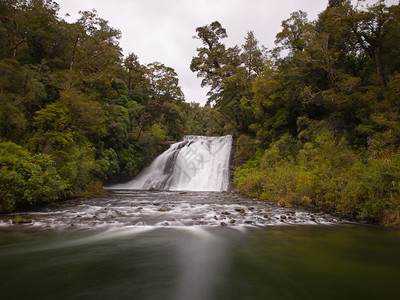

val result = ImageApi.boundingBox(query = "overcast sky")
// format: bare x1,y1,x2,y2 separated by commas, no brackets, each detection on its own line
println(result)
55,0,398,106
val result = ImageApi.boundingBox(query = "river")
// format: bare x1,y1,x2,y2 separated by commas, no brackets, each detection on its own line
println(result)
0,190,399,299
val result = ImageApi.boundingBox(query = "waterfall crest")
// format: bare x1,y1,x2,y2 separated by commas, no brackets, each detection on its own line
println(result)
109,135,232,192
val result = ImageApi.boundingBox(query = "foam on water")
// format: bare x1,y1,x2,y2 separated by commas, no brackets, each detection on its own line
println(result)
0,191,345,230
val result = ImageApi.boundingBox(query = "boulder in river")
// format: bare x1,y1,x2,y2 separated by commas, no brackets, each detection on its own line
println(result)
158,206,170,212
12,216,32,224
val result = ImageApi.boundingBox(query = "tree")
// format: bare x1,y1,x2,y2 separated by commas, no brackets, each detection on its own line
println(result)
124,52,148,100
340,0,395,89
190,21,229,104
0,1,26,58
241,31,264,78
146,62,184,103
275,10,311,54
71,9,122,74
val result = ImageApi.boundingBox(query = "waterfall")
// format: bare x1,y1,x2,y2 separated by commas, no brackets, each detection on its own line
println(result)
109,135,232,191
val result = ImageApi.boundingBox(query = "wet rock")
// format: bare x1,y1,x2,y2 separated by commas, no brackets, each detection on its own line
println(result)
248,207,255,211
310,215,316,222
280,215,287,220
158,206,170,212
220,222,227,226
179,191,187,194
263,214,270,219
245,220,253,224
12,217,32,224
230,219,236,223
235,207,245,213
153,202,161,206
221,211,231,215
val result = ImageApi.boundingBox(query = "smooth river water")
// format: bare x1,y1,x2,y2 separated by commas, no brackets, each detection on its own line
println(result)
0,191,399,300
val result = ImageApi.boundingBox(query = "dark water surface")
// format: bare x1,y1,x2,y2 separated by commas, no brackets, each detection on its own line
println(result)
0,191,399,300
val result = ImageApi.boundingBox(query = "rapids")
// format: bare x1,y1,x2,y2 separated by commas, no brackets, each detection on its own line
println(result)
1,136,399,299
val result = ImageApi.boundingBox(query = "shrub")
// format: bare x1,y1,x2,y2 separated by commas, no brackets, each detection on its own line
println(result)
234,127,400,226
0,142,67,213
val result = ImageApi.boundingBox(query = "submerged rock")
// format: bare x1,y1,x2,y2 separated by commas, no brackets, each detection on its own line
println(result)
158,206,170,212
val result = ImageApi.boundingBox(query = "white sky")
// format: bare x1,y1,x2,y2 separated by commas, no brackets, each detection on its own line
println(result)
56,0,398,106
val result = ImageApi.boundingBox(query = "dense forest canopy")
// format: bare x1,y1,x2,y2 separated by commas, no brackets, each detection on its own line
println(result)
1,0,400,226
190,0,400,225
0,0,201,213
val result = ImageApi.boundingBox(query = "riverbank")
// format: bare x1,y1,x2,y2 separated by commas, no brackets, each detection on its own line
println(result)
233,130,400,228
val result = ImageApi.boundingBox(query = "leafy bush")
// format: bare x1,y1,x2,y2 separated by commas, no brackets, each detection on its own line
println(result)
0,142,67,213
234,123,400,226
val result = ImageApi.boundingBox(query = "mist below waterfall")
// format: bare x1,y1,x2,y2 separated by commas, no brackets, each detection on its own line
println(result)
109,135,233,192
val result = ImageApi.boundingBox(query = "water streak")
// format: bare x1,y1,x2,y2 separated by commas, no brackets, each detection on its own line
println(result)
109,135,233,191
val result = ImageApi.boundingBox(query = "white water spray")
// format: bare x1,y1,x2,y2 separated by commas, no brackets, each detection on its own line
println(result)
110,135,233,192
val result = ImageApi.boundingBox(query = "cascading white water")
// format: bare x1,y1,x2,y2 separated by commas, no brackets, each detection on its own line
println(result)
110,135,232,191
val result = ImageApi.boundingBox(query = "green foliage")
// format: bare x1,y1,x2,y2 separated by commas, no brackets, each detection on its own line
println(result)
0,1,190,211
0,142,67,213
1,0,400,228
98,148,120,179
187,2,400,226
234,121,400,225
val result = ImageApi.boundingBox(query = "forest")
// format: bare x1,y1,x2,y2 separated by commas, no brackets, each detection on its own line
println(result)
1,0,400,226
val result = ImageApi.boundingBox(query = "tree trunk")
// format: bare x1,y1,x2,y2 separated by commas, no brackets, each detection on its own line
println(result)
69,36,79,71
374,46,385,89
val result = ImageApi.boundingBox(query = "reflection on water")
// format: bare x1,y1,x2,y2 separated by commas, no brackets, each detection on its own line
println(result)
0,192,399,299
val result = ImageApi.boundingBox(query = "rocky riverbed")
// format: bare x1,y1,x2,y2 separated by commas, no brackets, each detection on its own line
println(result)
0,190,347,230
